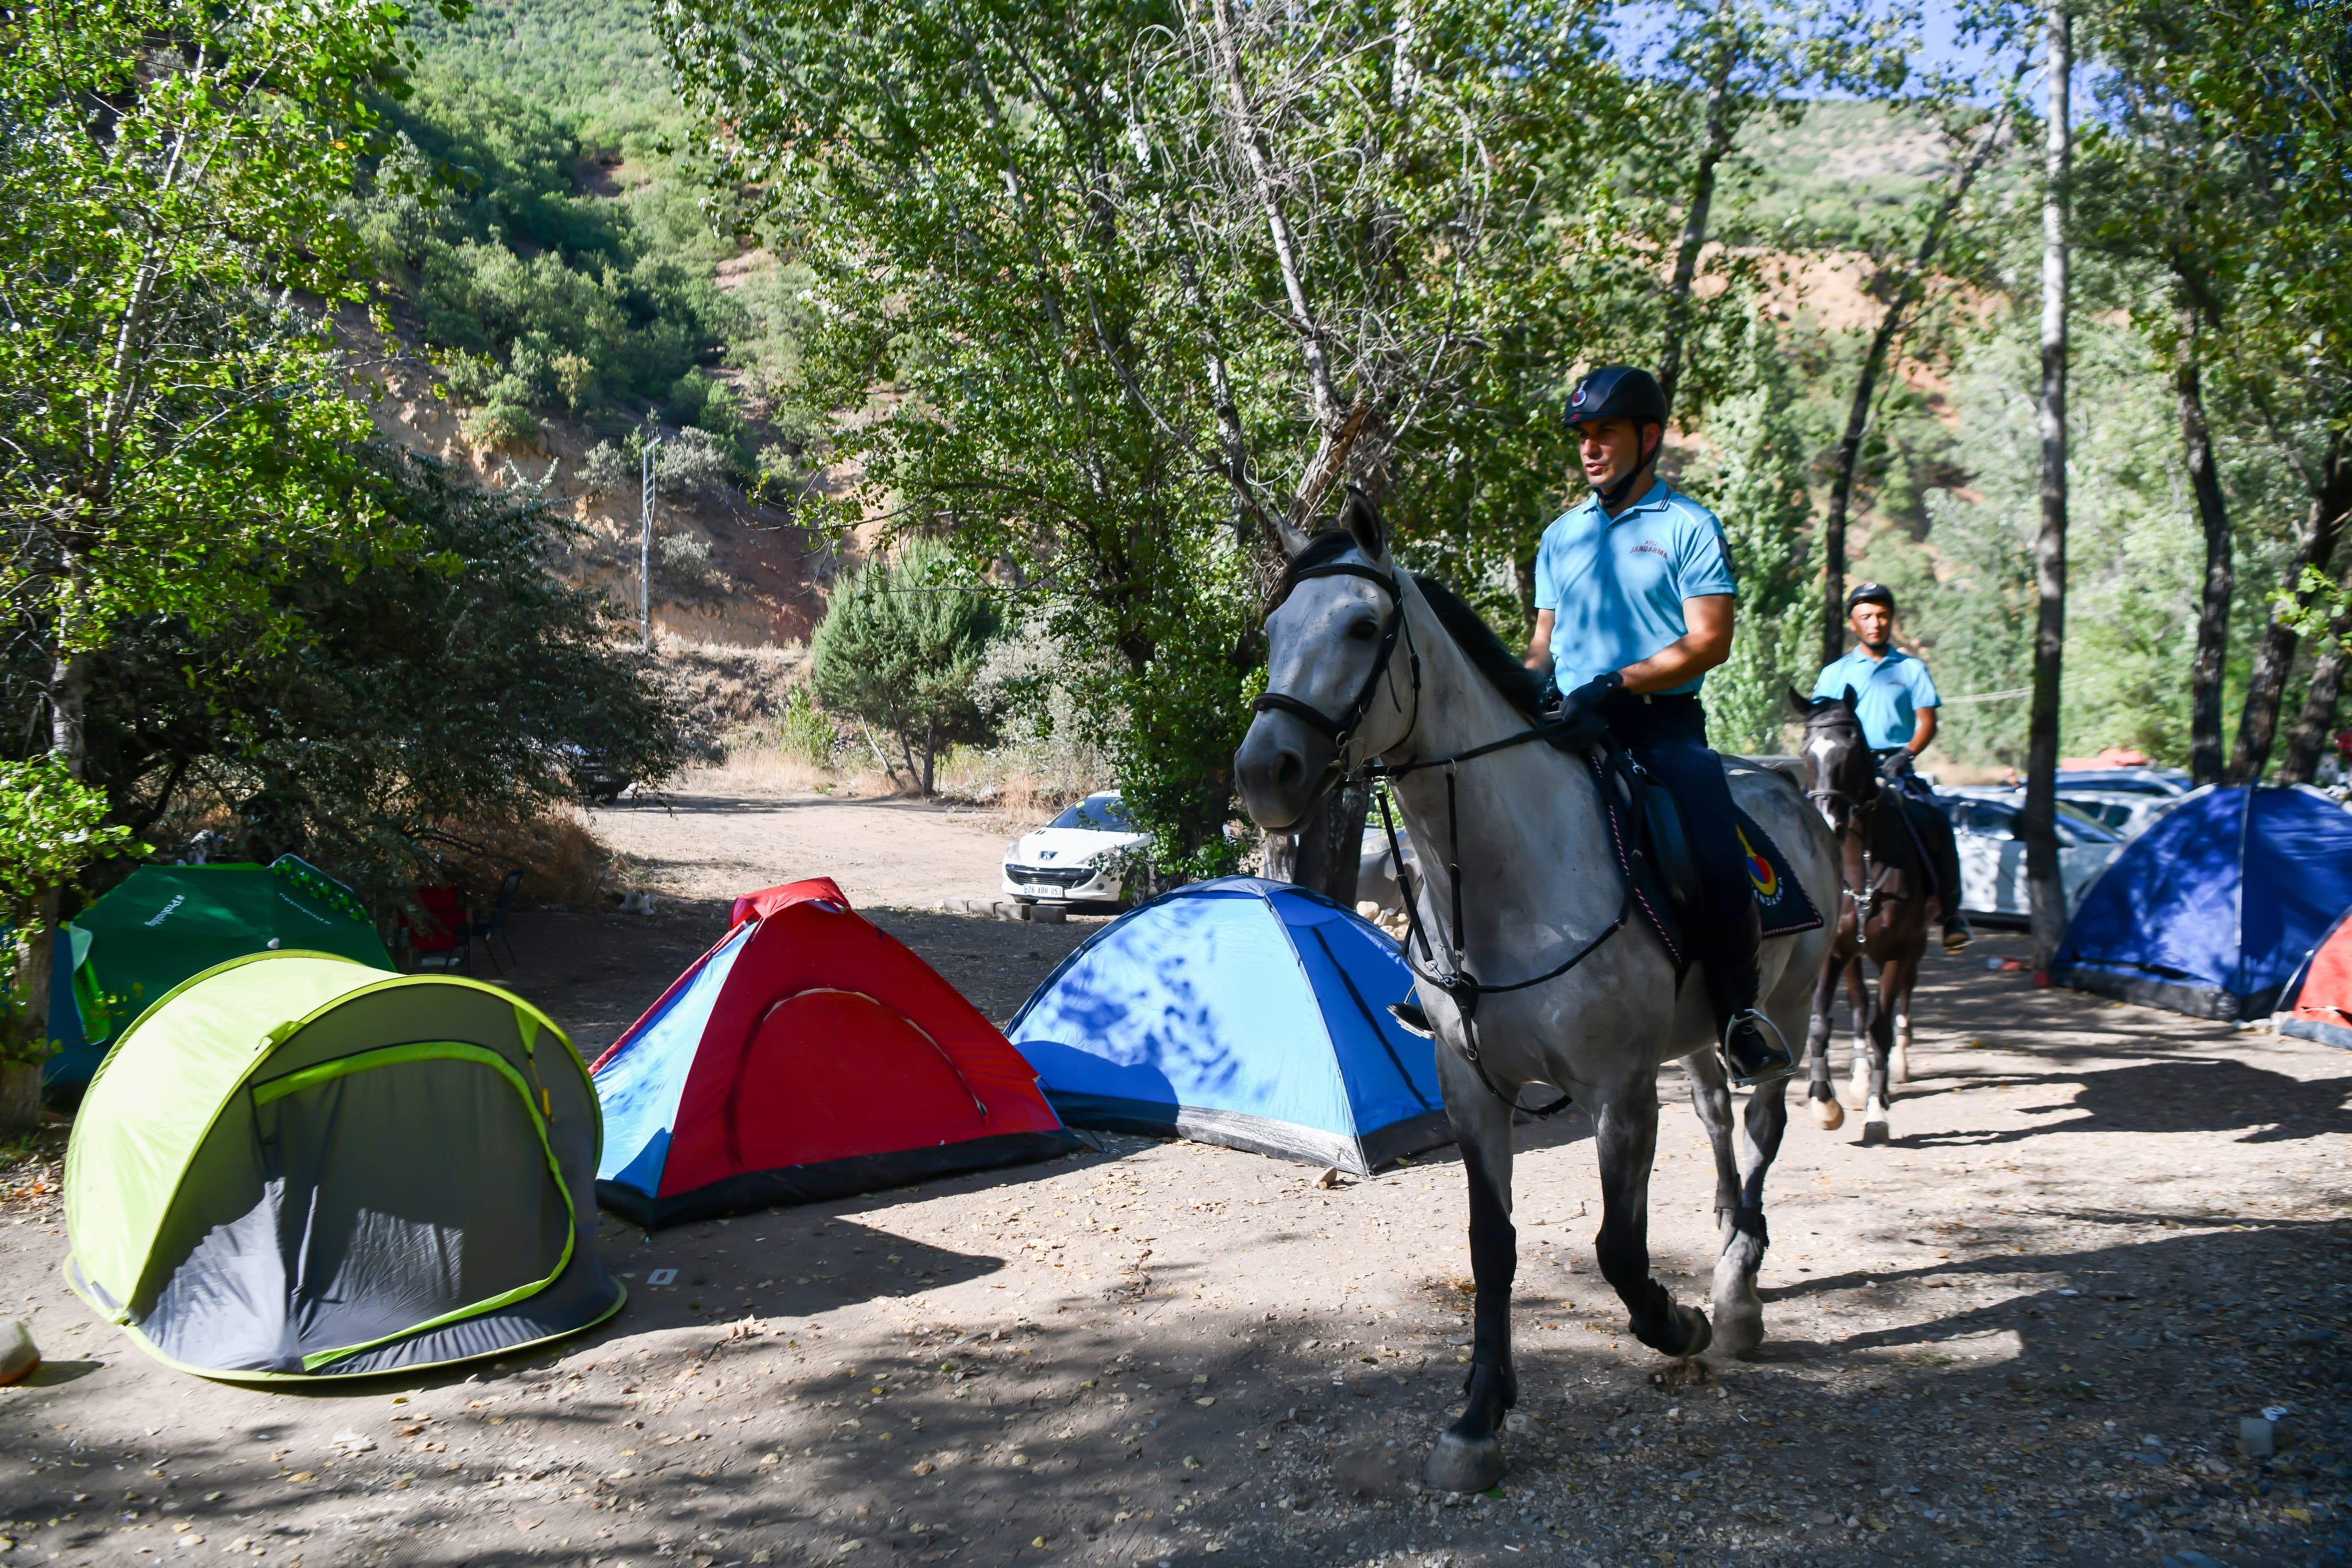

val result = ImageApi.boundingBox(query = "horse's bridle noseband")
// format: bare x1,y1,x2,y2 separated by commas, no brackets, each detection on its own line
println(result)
1250,560,1418,761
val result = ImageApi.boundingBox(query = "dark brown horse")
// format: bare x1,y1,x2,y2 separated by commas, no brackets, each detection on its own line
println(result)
1789,688,1937,1144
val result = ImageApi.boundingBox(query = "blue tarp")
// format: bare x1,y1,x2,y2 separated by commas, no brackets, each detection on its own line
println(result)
2052,785,2352,1020
1006,877,1451,1174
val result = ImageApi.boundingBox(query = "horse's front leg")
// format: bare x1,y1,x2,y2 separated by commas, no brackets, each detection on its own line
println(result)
1682,1048,1766,1357
1592,1071,1712,1364
1844,956,1873,1110
1422,1045,1519,1493
1806,954,1845,1129
1862,948,1918,1146
1890,951,1917,1085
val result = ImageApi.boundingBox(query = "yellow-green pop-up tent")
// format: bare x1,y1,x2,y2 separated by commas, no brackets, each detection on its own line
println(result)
64,953,622,1381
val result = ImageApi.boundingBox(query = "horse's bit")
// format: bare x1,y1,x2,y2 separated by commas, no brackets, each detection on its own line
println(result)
1252,560,1635,1117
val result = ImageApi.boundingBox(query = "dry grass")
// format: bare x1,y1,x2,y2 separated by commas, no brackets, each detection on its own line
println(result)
424,807,615,909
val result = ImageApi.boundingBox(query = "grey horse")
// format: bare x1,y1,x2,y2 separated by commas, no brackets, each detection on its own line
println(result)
1234,495,1839,1494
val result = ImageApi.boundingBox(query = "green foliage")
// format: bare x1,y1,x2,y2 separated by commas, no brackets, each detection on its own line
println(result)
0,758,137,1061
775,687,838,769
0,0,420,666
1690,324,1817,753
60,448,685,892
810,543,1003,796
348,76,746,435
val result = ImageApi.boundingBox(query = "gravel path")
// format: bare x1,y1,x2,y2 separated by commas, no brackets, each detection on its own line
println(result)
2,792,2347,1568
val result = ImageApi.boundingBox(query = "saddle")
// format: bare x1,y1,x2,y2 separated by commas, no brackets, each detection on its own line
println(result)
1585,740,1823,976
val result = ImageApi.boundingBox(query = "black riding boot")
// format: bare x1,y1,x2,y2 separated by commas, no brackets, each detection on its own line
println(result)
1910,795,1972,952
1702,900,1795,1086
1616,695,1796,1089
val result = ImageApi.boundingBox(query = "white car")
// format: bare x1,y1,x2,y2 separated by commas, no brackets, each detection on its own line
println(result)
1940,789,2124,924
2056,789,2181,842
1002,792,1150,905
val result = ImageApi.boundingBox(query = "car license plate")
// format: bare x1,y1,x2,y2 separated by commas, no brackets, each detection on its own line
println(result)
1025,883,1060,897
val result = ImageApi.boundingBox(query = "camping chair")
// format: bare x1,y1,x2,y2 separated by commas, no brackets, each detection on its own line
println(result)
402,885,472,971
467,868,523,973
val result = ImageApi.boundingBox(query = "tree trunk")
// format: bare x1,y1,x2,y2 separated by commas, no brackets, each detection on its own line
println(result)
2278,569,2352,783
2020,3,2072,971
2177,332,2234,786
1820,315,1896,669
1267,779,1370,908
1514,554,1538,639
921,716,937,797
1653,0,1737,419
1818,102,2013,669
2228,440,2352,782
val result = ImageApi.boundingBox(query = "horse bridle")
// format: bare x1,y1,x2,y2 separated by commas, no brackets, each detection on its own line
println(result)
1804,738,1888,924
1250,561,1419,764
1252,561,1634,1117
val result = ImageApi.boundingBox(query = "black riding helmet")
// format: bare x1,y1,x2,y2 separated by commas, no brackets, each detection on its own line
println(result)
1845,582,1898,616
1566,364,1668,509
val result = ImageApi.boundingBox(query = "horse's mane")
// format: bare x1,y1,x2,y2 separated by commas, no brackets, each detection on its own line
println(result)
1270,528,1547,718
1410,571,1549,718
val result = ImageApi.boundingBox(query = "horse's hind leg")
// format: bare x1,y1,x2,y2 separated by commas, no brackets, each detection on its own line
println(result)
1592,1071,1713,1366
1861,953,1909,1146
1684,1048,1771,1358
1806,955,1845,1130
1890,956,1917,1084
1422,1051,1518,1494
1845,958,1873,1110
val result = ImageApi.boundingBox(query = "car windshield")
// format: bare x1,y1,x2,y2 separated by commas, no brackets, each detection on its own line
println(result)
2053,801,2121,843
1050,796,1137,834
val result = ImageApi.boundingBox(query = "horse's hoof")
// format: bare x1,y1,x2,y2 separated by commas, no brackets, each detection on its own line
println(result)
1811,1095,1844,1130
1861,1096,1890,1145
1890,1043,1912,1084
1711,1295,1765,1359
1422,1430,1506,1493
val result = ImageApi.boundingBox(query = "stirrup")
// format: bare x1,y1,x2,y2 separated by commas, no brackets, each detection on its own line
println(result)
1720,1008,1796,1088
1389,1001,1435,1039
1943,919,1972,954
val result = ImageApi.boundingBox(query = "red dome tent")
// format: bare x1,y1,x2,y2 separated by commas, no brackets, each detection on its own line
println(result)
591,878,1081,1227
2278,904,2352,1050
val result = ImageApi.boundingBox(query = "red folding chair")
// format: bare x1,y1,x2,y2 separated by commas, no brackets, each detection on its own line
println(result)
401,884,472,970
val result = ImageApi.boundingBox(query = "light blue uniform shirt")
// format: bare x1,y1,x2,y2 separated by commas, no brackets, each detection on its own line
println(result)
1532,480,1739,695
1813,646,1941,750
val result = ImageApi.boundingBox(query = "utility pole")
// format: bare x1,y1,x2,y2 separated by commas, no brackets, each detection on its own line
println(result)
640,413,660,652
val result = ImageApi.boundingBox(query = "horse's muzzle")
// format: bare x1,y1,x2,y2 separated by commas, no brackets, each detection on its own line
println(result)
1235,709,1340,832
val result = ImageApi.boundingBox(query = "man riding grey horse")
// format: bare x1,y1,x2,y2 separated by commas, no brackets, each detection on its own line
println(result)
1526,364,1795,1088
1813,582,1972,953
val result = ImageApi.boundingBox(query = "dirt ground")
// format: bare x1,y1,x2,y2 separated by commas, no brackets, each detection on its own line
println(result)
3,788,2349,1568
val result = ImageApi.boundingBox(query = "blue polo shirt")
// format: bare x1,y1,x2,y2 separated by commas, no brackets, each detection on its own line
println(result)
1813,646,1940,750
1532,480,1738,694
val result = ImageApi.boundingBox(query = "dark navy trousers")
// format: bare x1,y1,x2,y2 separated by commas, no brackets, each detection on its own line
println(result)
1602,692,1760,1018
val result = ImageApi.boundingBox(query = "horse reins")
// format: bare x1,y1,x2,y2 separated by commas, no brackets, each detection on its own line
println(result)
1807,766,1888,929
1252,561,1638,1118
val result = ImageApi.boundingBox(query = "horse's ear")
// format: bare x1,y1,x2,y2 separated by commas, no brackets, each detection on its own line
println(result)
1786,685,1816,720
1840,684,1861,711
1340,485,1387,562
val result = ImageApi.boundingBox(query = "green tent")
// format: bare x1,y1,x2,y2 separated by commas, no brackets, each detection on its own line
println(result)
64,953,623,1380
46,860,395,1087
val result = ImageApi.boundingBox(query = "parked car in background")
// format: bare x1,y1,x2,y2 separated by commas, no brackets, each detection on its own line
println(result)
1358,820,1417,912
2047,766,2193,798
1939,788,2125,924
2055,789,2182,842
1002,792,1151,905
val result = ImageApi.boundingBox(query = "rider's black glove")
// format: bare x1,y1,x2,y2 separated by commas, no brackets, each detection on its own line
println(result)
1879,749,1915,781
1545,669,1622,748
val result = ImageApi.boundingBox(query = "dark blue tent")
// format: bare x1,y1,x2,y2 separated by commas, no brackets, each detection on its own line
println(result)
2052,785,2352,1020
1006,878,1450,1174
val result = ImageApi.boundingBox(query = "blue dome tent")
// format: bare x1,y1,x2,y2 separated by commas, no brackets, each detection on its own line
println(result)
1006,878,1450,1174
2051,785,2352,1020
